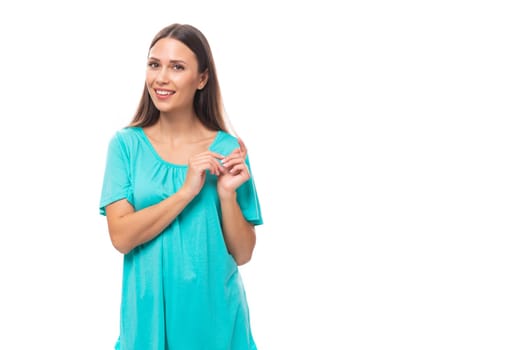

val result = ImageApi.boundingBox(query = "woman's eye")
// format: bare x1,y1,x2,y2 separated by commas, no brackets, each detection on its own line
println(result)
173,64,184,71
147,62,159,68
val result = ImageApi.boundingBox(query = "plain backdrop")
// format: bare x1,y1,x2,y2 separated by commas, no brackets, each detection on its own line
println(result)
0,1,524,349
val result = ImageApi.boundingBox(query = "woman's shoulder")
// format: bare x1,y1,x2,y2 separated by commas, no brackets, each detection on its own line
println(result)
213,130,240,154
105,127,144,153
110,126,142,142
114,126,141,137
217,129,239,143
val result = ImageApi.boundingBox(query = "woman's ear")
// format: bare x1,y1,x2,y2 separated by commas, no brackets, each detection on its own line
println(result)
198,69,209,90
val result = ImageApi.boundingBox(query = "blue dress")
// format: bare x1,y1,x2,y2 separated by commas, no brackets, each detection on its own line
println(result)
99,127,263,350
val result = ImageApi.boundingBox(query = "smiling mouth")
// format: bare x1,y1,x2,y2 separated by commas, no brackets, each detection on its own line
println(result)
155,89,175,96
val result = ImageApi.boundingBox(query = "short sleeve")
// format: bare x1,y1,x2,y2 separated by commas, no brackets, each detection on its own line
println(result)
99,131,134,216
236,155,264,226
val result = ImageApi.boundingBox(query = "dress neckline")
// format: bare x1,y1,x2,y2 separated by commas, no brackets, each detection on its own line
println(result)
135,127,223,168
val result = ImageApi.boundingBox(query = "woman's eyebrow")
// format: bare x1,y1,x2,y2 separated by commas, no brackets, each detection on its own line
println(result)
147,56,187,64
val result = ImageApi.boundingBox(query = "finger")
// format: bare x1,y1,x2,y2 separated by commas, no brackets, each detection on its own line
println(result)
221,155,244,168
191,157,223,176
237,137,248,158
191,150,225,161
208,158,224,176
205,151,225,160
192,152,225,167
228,163,249,176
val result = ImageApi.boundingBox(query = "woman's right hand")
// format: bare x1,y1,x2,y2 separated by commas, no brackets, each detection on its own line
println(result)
182,151,224,197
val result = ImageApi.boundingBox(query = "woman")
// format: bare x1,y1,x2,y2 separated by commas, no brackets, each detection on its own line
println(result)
99,23,263,349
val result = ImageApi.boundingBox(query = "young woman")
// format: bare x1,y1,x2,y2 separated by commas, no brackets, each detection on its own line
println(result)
99,23,263,350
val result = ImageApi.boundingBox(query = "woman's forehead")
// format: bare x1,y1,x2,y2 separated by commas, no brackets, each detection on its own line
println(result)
149,38,196,61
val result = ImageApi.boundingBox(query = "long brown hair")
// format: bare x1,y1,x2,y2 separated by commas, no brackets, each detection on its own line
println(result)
129,23,227,132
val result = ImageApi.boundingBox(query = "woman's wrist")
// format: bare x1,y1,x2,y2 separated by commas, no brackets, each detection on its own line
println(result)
177,186,196,202
218,189,237,201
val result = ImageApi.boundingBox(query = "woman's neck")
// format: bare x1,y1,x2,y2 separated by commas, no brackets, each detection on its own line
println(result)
153,112,209,143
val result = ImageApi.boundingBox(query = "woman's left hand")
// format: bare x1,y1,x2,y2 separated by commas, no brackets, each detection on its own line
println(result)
217,138,250,197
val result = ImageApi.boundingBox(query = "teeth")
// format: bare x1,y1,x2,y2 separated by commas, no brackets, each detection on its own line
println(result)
156,90,174,95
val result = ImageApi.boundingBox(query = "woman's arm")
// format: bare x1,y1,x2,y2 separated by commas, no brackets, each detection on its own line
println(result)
105,150,225,254
218,139,257,265
219,192,257,265
105,189,193,254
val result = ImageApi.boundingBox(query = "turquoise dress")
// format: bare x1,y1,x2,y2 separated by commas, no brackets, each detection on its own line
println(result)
99,127,263,350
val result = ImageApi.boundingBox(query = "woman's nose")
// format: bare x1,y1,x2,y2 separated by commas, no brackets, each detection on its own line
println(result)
155,68,169,84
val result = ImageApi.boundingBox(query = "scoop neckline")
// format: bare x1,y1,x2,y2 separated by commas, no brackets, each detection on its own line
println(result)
135,127,224,168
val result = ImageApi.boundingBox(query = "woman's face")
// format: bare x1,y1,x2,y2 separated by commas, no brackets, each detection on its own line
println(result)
146,38,207,114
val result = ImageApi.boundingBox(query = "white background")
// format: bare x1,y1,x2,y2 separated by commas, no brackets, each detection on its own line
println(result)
0,1,524,349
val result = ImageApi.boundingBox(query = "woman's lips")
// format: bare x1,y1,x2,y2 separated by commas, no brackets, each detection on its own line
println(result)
154,89,175,99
